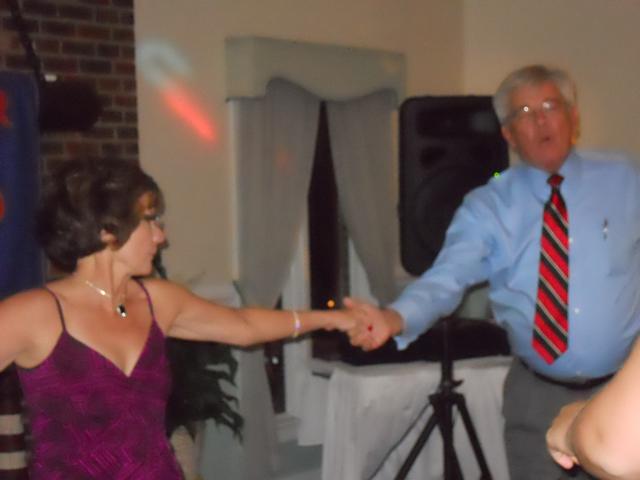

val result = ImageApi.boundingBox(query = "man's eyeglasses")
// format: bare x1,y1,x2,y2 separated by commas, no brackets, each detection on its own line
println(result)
506,98,567,124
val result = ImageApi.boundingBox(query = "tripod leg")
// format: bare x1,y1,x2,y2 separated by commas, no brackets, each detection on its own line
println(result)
434,397,464,480
453,394,493,480
394,411,440,480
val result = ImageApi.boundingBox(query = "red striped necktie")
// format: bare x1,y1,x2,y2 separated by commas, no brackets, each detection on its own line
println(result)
532,174,569,364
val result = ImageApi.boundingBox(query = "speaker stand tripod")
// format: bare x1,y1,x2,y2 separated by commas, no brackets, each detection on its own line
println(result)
395,318,493,480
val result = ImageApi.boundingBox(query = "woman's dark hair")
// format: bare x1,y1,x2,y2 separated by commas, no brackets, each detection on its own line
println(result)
36,158,164,272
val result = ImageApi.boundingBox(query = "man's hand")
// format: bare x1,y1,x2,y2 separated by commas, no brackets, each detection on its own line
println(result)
343,297,403,351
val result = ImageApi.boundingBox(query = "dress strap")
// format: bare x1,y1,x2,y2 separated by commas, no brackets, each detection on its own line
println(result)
133,278,157,324
43,287,67,331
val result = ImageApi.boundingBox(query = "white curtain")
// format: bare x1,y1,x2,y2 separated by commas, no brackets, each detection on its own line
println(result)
327,90,399,304
235,78,320,306
225,36,406,103
233,78,320,479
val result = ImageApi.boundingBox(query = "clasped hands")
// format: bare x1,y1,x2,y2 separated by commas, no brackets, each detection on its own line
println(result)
332,298,403,351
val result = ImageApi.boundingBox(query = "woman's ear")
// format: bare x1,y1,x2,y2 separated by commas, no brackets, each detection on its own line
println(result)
99,229,118,249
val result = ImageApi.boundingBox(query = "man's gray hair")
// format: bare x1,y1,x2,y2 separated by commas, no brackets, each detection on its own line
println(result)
493,65,577,125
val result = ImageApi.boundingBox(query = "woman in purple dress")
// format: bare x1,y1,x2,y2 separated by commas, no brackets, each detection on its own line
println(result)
0,159,355,479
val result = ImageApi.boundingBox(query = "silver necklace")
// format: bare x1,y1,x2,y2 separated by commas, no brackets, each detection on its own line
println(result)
83,279,127,318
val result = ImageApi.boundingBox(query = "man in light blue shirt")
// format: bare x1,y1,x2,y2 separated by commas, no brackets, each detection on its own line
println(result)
347,65,640,479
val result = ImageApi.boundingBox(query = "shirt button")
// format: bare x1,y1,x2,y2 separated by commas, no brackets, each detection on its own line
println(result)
574,307,580,314
569,237,574,244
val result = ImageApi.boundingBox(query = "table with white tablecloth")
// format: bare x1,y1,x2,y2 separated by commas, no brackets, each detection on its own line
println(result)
321,356,512,480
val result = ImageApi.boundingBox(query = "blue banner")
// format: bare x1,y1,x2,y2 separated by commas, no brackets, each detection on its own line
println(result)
0,72,44,299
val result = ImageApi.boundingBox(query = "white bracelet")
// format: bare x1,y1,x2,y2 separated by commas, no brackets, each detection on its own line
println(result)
292,311,301,339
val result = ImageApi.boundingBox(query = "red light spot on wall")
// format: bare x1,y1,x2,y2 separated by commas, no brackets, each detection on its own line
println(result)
162,86,217,143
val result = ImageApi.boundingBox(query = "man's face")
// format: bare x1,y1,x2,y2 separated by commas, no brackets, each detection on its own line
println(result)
501,81,579,173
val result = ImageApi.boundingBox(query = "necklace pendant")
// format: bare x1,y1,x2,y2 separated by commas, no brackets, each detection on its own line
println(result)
116,304,127,318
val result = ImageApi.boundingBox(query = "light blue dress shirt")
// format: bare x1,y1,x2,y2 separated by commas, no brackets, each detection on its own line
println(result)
391,150,640,380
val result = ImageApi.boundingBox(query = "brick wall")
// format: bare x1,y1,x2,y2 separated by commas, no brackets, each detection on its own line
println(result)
0,0,138,167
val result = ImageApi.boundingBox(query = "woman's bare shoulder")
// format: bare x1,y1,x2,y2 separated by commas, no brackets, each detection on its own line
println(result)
0,287,57,318
137,277,192,300
0,287,61,368
134,277,192,327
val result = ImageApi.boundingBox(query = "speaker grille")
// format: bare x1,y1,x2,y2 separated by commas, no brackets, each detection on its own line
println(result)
399,96,508,275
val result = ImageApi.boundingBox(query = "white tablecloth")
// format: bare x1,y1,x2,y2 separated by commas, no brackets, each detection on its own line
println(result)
321,356,511,480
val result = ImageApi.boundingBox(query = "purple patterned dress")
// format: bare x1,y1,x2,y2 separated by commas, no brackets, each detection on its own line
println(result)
17,282,183,479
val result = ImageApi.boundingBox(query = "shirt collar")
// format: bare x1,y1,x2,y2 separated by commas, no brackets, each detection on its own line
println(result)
522,149,582,202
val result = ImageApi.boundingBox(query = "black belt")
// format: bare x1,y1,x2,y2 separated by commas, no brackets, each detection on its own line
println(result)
520,360,614,390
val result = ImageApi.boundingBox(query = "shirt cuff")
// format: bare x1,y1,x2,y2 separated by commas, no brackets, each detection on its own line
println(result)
389,297,432,350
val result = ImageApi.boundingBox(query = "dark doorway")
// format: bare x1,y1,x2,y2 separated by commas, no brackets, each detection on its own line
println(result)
307,102,349,360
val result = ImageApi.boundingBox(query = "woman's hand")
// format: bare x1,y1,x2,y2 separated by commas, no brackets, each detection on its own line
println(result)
323,309,357,333
546,401,586,470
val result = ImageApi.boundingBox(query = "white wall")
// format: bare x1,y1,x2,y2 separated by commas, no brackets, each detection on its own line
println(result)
134,0,463,285
136,0,640,286
462,0,640,157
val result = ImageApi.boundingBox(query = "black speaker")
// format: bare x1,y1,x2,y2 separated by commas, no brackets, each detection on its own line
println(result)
399,96,508,276
39,79,102,132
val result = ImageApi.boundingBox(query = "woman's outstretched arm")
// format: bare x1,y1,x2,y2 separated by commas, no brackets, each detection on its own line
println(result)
147,279,356,346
